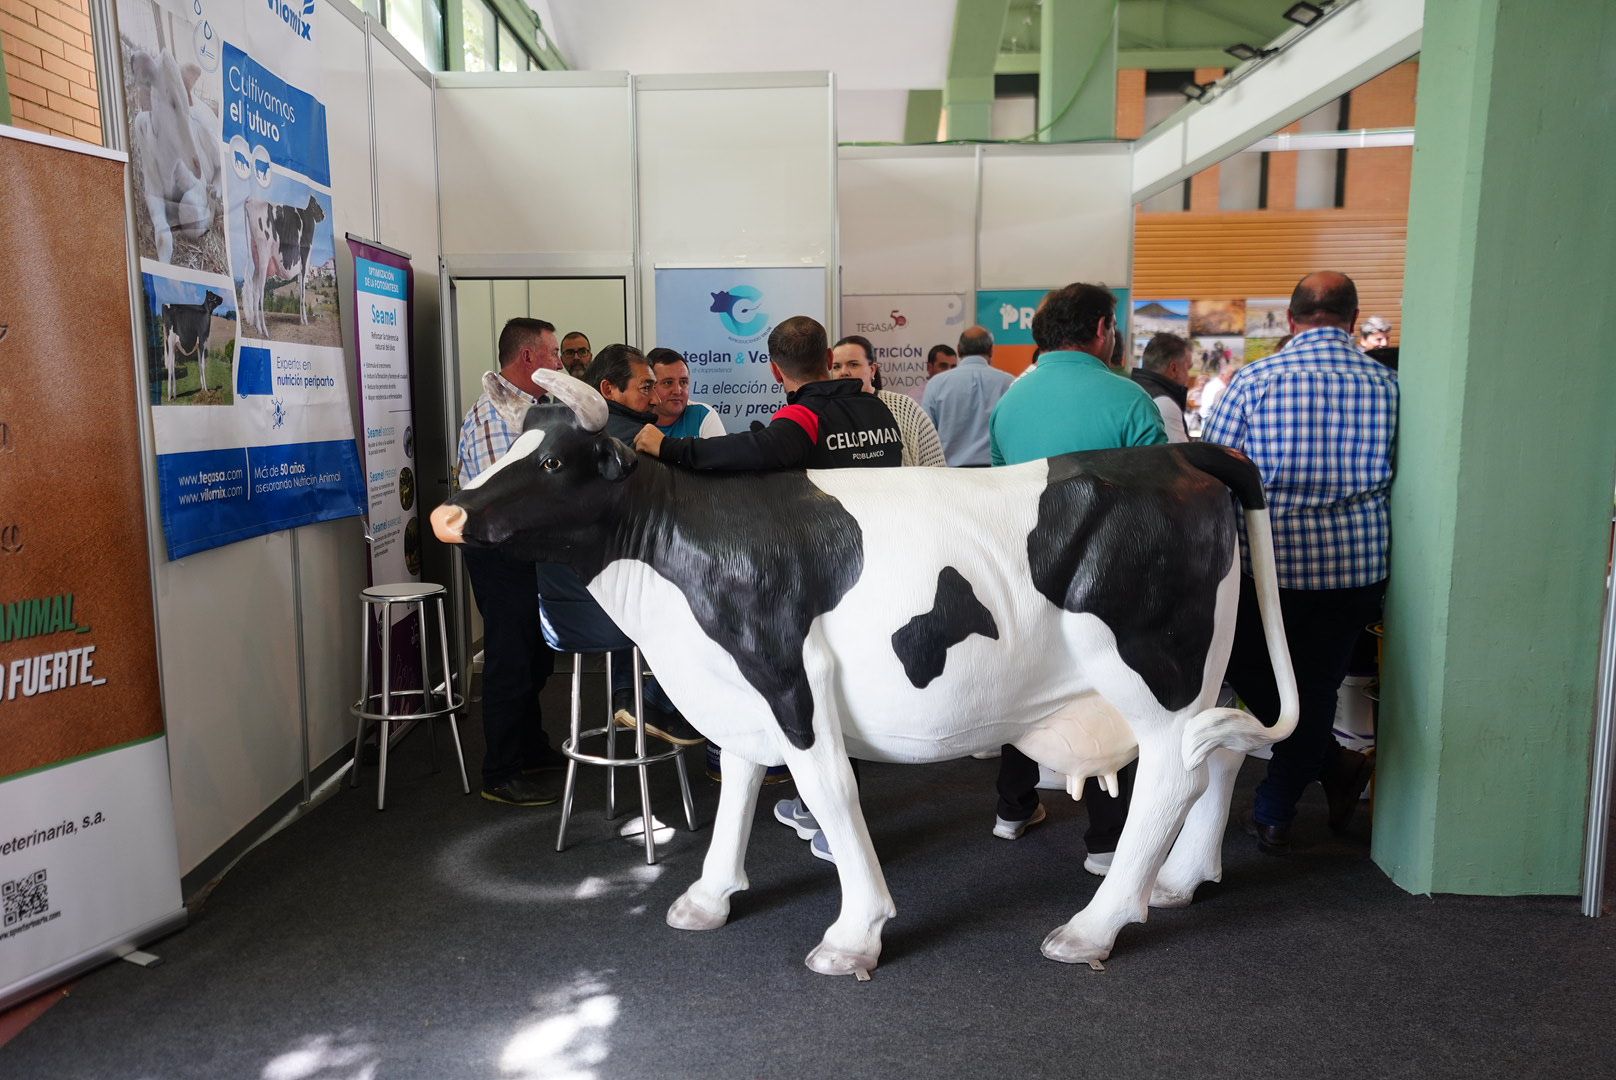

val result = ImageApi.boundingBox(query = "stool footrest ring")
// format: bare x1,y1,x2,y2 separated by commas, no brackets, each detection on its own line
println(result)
563,729,683,767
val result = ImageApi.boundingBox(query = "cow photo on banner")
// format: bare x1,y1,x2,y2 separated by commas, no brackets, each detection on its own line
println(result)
116,0,365,559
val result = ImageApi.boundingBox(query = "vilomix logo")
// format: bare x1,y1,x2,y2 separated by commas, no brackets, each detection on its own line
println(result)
268,0,315,40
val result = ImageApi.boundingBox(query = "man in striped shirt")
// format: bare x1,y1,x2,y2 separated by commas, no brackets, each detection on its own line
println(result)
455,317,566,807
1203,271,1399,853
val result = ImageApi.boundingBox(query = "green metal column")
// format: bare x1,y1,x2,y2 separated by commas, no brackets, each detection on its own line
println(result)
1038,0,1117,141
944,0,1010,141
1377,0,1616,895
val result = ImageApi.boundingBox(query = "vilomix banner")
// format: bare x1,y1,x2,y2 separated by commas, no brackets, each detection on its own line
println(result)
840,294,968,403
116,0,366,559
0,129,185,1012
653,266,827,424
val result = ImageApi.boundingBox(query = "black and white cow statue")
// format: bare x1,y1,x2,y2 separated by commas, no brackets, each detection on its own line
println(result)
431,370,1298,977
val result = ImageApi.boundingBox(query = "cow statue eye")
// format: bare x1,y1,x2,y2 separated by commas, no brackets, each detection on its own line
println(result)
540,457,562,473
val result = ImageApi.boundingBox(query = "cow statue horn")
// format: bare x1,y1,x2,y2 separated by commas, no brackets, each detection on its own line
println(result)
532,368,608,433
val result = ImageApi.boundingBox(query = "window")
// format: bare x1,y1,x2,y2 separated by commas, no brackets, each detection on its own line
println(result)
380,0,445,70
497,20,521,72
462,0,495,72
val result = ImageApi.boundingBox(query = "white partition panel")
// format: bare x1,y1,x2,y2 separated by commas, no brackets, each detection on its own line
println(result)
298,4,376,776
838,147,977,296
436,73,634,262
371,33,450,600
636,74,836,337
978,144,1133,289
159,535,303,877
158,4,377,878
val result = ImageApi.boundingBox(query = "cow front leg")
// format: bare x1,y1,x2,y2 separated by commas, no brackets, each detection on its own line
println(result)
1042,728,1205,966
667,749,764,932
1151,746,1243,908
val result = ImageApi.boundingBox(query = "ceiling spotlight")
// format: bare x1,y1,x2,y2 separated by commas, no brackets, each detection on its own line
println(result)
1225,43,1277,62
1180,81,1215,102
1283,2,1326,26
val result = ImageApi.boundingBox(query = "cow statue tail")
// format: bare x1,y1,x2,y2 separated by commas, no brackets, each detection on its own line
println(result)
1177,444,1300,771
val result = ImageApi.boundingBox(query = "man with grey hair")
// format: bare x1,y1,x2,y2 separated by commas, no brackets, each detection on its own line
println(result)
921,324,1013,466
1131,332,1193,443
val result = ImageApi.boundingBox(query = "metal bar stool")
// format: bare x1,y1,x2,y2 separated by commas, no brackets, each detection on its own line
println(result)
349,582,468,810
537,565,697,865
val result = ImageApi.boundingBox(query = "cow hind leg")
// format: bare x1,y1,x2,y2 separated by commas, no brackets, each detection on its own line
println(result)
1150,746,1243,908
1042,724,1206,966
667,749,765,932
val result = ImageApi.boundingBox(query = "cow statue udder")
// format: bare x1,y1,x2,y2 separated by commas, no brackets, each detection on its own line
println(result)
431,369,1298,977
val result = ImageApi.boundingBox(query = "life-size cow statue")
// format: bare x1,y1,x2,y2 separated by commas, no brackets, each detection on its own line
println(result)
431,370,1298,977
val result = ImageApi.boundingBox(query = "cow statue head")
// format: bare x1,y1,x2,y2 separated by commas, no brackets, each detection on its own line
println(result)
430,369,637,561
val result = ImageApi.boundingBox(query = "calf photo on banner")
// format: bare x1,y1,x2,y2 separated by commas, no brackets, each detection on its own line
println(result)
0,129,185,1012
116,0,366,559
840,294,967,403
654,266,827,423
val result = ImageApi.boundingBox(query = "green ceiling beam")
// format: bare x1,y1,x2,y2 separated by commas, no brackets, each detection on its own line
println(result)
1001,0,1291,73
945,0,1011,140
1039,0,1117,142
904,89,944,143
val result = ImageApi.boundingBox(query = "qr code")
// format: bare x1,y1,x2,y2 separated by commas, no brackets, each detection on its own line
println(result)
3,869,48,927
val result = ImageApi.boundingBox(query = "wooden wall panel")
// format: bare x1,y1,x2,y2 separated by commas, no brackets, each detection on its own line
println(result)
1132,209,1407,343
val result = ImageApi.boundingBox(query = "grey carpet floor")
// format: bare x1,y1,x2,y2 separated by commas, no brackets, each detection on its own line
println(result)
7,681,1615,1080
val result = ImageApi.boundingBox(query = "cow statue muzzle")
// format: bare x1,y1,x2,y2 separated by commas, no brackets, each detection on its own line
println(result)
430,367,610,547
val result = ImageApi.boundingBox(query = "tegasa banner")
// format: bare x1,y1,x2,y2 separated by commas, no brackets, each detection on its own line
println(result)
840,294,968,404
0,129,185,1012
115,0,366,559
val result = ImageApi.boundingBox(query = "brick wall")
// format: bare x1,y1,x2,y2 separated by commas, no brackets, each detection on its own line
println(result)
1,0,102,144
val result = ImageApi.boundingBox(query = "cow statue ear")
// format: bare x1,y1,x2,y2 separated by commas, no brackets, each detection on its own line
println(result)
484,370,532,432
596,436,638,482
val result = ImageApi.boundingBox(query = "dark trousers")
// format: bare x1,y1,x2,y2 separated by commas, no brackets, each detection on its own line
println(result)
608,650,677,715
996,747,1135,854
463,548,557,787
1223,574,1385,826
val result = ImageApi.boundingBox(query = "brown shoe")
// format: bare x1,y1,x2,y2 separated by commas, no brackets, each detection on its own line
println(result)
1243,811,1291,855
1322,747,1375,833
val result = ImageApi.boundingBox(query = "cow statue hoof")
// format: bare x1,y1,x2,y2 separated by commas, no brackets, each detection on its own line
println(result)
1148,885,1196,910
666,889,729,932
805,942,879,979
1040,924,1112,967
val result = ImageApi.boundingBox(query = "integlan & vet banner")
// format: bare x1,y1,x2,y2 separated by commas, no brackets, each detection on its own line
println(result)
116,0,366,559
653,266,826,425
0,129,184,1011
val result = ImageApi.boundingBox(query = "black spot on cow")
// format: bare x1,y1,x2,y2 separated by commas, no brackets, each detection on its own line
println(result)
1025,443,1260,712
892,567,1000,689
451,417,864,753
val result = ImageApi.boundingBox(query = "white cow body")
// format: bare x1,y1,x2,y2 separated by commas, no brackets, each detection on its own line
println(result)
436,369,1299,977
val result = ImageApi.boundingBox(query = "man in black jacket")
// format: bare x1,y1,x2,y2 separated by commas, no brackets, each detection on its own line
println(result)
635,316,899,862
634,316,902,471
580,343,705,746
1131,332,1192,443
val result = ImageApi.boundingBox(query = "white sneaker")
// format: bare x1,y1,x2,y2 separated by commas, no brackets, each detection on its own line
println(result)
992,803,1047,840
773,798,818,840
1083,850,1113,877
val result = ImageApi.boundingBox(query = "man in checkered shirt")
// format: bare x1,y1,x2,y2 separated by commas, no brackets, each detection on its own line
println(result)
456,317,568,807
1203,271,1398,854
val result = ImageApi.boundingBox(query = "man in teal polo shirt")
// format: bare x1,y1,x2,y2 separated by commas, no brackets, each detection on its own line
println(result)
987,282,1165,875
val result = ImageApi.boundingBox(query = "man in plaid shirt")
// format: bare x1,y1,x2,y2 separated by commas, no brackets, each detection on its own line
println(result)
456,317,567,807
1203,271,1398,853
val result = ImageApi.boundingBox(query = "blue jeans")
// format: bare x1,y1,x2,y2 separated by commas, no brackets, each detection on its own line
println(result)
1224,574,1385,826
